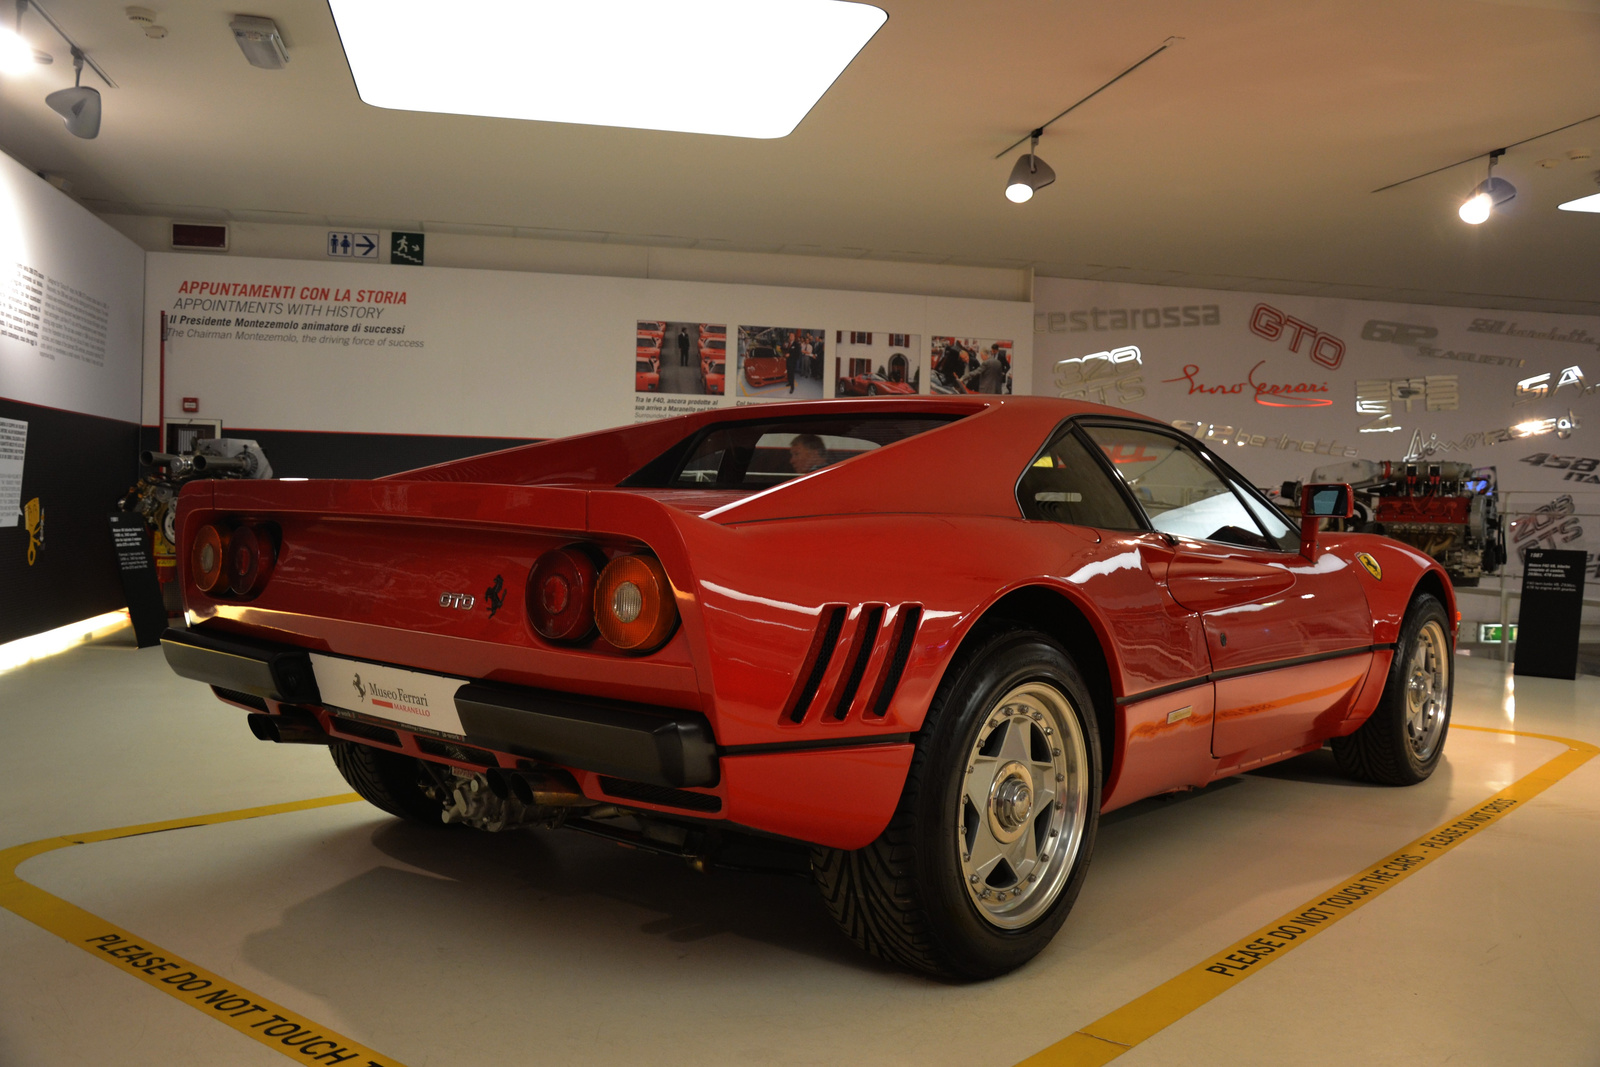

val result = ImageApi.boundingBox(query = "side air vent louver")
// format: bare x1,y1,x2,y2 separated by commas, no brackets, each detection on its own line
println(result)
831,604,885,719
787,604,846,723
868,604,922,718
329,716,401,747
211,685,269,713
414,737,497,767
599,776,723,813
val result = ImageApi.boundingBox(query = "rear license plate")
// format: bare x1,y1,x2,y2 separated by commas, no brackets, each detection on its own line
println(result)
309,653,467,737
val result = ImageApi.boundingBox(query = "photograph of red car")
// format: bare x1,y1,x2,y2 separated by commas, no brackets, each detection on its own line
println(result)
833,330,920,396
162,396,1456,981
634,355,659,391
737,324,824,398
701,356,725,394
932,336,1012,394
637,320,724,395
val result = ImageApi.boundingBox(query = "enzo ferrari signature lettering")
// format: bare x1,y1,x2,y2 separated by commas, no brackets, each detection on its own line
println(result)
1162,361,1331,407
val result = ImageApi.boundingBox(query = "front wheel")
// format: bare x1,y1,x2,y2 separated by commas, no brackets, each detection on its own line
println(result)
1332,593,1452,785
812,630,1100,978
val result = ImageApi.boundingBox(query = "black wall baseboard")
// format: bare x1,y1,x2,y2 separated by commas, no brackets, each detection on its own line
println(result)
136,426,538,481
1,398,141,646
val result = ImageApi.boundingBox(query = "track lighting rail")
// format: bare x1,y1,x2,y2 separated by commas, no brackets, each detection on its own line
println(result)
16,0,115,88
994,36,1181,159
1371,111,1600,194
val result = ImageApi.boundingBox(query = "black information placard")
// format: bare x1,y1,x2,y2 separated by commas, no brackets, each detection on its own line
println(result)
109,514,168,648
1514,548,1587,680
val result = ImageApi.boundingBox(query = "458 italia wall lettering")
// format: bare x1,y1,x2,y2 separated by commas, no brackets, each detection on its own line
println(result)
1522,451,1600,483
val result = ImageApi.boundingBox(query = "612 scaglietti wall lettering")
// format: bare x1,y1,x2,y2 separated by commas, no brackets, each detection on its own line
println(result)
160,397,1457,979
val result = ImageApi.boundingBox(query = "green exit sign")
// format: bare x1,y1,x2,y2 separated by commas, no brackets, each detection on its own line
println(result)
1477,623,1519,644
390,231,424,266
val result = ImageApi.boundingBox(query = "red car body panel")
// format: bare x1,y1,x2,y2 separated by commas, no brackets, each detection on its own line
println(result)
174,396,1454,850
742,349,787,388
701,358,724,394
839,374,915,396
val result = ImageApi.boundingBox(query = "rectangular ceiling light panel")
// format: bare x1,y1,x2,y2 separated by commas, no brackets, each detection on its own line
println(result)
328,0,887,139
1558,193,1600,213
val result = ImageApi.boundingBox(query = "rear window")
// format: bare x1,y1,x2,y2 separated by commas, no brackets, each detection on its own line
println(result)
621,414,962,490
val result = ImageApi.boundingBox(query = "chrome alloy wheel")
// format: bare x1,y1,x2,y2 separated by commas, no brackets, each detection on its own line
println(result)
958,681,1090,930
1404,619,1450,761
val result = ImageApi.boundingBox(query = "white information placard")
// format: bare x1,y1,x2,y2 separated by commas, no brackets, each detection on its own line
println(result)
0,417,24,528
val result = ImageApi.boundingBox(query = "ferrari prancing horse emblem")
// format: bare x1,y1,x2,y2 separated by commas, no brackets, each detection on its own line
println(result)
1356,552,1382,581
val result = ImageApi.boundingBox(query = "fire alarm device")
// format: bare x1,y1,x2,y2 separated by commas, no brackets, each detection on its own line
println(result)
181,397,199,413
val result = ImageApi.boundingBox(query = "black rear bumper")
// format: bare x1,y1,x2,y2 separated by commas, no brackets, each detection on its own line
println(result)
160,628,718,788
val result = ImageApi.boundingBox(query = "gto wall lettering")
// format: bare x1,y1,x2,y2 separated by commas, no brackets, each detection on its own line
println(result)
1249,304,1346,370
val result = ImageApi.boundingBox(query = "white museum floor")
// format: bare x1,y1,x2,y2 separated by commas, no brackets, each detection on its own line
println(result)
0,622,1595,1067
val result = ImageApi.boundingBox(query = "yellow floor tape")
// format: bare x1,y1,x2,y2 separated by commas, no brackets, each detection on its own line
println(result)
0,793,410,1067
1016,725,1600,1066
0,727,1592,1067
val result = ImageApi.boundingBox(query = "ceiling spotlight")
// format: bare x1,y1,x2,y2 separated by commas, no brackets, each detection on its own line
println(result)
1005,130,1055,204
45,46,99,137
1459,149,1515,224
0,24,33,74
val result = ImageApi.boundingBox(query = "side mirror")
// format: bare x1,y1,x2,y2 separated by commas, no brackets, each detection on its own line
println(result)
1299,482,1354,560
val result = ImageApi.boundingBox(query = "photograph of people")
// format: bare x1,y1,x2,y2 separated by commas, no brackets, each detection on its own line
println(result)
929,336,1012,394
636,320,726,394
737,325,824,399
833,331,921,396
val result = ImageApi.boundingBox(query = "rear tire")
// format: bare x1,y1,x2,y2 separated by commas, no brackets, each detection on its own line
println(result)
811,630,1101,979
1332,593,1452,785
330,740,451,824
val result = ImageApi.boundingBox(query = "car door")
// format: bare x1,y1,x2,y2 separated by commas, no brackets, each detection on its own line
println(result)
1078,422,1374,766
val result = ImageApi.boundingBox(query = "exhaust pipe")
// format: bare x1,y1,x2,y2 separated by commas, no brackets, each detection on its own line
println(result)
191,454,253,475
484,766,587,807
247,710,330,745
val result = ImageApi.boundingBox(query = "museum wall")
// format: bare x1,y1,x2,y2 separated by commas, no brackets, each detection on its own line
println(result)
0,151,146,644
1031,276,1600,632
141,251,1031,478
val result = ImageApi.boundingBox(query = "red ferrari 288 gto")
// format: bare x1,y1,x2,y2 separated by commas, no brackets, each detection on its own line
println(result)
162,397,1454,978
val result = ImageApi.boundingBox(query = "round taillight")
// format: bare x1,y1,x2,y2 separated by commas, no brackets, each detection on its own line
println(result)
227,524,277,597
594,554,677,652
527,546,600,641
192,524,229,593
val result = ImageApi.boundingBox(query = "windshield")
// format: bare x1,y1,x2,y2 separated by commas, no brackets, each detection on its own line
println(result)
621,413,963,491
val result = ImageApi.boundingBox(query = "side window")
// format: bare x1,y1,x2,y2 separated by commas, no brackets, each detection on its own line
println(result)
1018,425,1143,529
1229,475,1300,553
1080,425,1279,550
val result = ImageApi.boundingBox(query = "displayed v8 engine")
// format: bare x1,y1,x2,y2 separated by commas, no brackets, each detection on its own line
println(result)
119,438,274,610
1284,458,1506,586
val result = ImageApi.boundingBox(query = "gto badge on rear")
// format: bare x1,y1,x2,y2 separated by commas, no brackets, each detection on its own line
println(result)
440,592,476,610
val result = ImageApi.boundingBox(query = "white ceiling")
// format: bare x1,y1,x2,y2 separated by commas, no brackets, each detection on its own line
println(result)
3,0,1600,311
